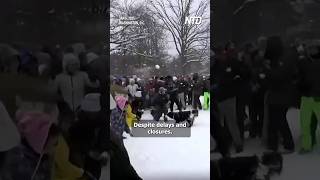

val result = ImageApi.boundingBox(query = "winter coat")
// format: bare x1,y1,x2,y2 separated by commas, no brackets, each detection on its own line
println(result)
265,49,299,106
54,71,97,112
233,60,252,98
1,142,53,180
166,81,179,96
110,130,142,180
177,80,188,93
212,59,239,102
53,135,84,180
152,93,169,109
126,104,137,128
203,79,210,92
54,54,98,112
299,57,320,98
1,111,55,180
193,79,205,96
126,84,139,97
110,107,129,140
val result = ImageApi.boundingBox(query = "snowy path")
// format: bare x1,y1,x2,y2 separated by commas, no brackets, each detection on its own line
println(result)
124,108,211,180
211,108,320,180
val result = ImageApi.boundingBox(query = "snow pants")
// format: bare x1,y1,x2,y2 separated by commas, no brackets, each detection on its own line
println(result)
203,91,210,110
300,96,320,151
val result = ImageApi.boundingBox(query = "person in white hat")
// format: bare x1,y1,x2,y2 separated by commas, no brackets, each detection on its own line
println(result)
54,53,99,114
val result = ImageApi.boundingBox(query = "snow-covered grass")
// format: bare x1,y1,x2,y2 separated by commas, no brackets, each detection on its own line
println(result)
124,105,210,180
211,108,320,180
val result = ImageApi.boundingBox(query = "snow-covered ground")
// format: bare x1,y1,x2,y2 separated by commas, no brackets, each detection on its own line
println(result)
124,104,210,180
211,108,320,180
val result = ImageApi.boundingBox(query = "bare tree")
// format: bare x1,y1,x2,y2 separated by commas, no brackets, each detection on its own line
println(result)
148,0,210,72
110,0,166,59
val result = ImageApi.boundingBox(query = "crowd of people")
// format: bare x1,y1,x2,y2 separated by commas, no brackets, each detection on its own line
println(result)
109,73,210,179
0,42,108,180
110,73,210,122
212,35,320,157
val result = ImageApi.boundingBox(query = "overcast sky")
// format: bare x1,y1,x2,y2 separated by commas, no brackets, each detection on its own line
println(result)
111,0,210,57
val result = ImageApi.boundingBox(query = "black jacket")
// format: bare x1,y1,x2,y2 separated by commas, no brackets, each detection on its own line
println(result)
265,48,299,106
212,59,240,102
166,81,179,96
177,80,188,93
299,57,320,98
110,130,142,180
192,80,204,96
152,93,169,107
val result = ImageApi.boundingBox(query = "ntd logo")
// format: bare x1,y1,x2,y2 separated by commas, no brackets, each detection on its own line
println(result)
185,16,202,25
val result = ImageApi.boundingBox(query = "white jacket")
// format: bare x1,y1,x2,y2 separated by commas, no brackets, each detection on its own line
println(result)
55,71,98,112
126,84,138,97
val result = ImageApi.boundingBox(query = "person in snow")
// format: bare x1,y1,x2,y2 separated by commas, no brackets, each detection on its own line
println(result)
67,93,108,179
1,111,59,180
54,53,99,117
203,76,210,110
249,49,269,138
126,99,139,128
151,87,170,122
299,42,320,153
233,48,252,140
264,36,297,153
185,75,193,106
53,132,96,180
110,77,128,99
110,96,131,141
177,76,187,110
110,129,142,180
192,73,204,110
144,78,156,108
126,78,139,99
212,49,243,153
165,76,182,112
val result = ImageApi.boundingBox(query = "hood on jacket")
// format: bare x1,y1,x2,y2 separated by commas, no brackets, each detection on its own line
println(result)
81,93,101,112
0,101,21,152
115,96,127,111
62,53,80,71
16,111,54,154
